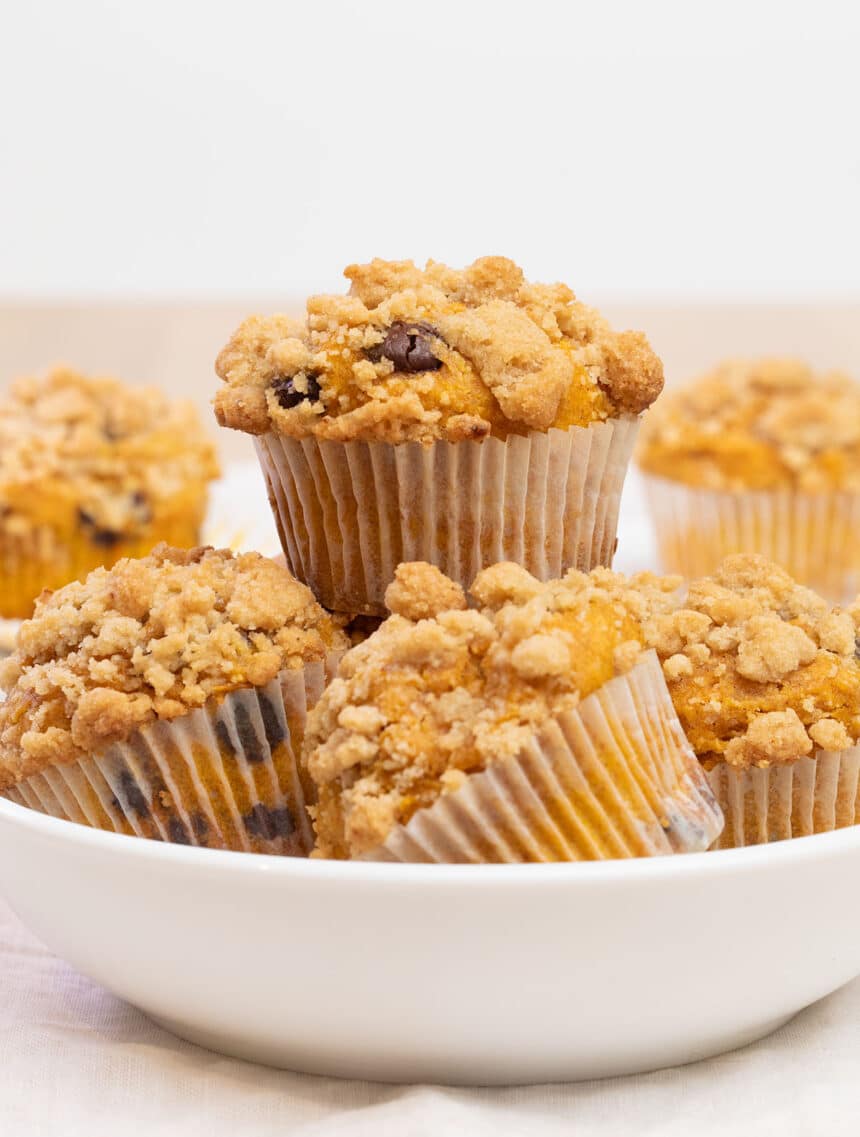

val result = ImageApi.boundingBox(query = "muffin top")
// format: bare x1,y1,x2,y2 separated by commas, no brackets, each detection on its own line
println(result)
645,554,860,768
305,560,679,858
214,256,664,445
638,358,860,491
0,367,219,537
0,544,348,787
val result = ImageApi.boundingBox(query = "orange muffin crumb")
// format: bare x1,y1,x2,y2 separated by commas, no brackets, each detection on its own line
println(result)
215,257,664,444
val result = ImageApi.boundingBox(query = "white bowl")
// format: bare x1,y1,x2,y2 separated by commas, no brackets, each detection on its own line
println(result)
0,796,859,1085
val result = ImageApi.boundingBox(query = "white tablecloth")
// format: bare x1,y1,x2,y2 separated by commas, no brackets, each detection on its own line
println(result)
2,899,858,1136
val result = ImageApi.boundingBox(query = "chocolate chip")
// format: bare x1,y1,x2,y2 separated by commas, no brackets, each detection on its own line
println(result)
167,817,191,844
191,812,210,840
97,529,123,548
244,803,295,840
233,703,266,764
258,693,286,749
369,321,443,373
77,508,123,549
215,718,236,757
216,704,266,764
272,373,321,409
119,769,149,817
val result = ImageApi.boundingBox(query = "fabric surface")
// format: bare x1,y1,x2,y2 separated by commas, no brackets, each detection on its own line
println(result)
1,898,858,1136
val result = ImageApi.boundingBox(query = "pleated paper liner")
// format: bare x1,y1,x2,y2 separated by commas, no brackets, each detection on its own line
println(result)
641,472,860,604
4,655,339,856
361,651,724,863
0,510,206,620
256,416,640,615
706,746,860,848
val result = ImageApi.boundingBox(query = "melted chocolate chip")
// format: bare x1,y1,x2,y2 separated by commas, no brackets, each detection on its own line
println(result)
77,509,123,548
258,693,286,749
167,817,191,845
214,718,235,757
234,704,266,763
118,769,149,817
191,812,210,840
272,373,322,409
244,803,295,840
369,321,444,373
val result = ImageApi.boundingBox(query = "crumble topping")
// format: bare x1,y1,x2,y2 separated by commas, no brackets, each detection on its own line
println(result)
0,367,220,538
0,545,348,786
304,560,679,858
215,256,664,444
644,554,860,767
638,358,860,491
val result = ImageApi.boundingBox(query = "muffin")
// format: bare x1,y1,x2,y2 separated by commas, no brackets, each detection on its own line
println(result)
215,256,664,615
0,366,220,618
637,358,860,602
0,545,348,854
645,554,860,847
304,561,723,862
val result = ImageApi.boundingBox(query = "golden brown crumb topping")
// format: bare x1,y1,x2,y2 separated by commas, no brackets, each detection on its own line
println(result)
645,554,860,768
638,358,860,491
214,257,664,444
0,367,219,537
305,561,679,858
0,545,348,786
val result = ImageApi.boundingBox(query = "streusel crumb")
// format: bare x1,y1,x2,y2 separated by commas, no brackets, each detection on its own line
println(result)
638,358,860,491
304,561,680,858
215,257,664,444
644,554,860,767
0,545,348,787
0,366,219,536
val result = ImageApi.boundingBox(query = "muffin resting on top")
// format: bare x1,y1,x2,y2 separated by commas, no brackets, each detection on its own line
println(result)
305,560,700,860
214,258,665,616
215,256,664,445
0,367,220,617
646,554,860,767
0,544,348,792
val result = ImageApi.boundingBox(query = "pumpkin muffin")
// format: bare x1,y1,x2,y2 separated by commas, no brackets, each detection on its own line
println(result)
304,560,722,862
637,358,860,601
0,366,220,618
215,256,664,614
0,544,347,854
645,553,860,847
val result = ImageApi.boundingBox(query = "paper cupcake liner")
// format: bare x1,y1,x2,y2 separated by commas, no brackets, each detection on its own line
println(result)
641,473,860,603
362,651,724,863
5,654,339,856
256,417,640,614
0,511,206,620
706,746,860,848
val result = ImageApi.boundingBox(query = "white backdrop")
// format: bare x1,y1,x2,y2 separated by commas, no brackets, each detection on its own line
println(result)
1,0,858,300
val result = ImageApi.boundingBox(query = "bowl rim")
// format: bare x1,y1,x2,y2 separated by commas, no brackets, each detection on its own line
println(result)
2,794,859,887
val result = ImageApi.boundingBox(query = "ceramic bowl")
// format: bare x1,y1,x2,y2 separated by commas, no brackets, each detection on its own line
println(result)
0,795,859,1085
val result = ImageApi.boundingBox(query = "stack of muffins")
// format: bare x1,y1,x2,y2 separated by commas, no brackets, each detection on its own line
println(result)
2,258,860,861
